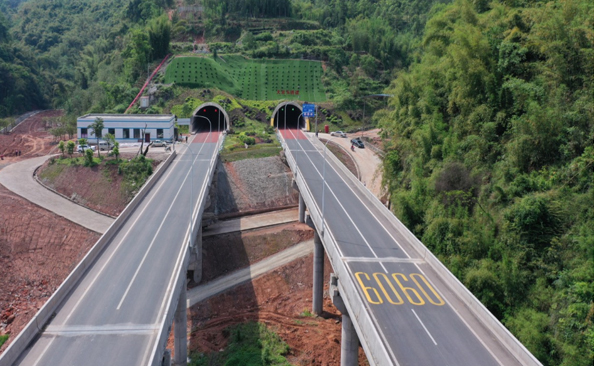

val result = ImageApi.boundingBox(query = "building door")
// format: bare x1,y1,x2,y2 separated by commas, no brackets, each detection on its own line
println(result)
145,133,150,143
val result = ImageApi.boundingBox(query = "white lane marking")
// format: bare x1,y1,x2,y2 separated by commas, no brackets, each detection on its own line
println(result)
285,130,388,273
117,136,211,310
31,337,56,366
45,324,159,336
61,148,190,325
342,257,424,263
304,133,412,258
411,308,438,346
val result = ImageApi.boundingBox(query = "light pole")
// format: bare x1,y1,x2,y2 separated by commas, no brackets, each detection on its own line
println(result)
320,136,336,236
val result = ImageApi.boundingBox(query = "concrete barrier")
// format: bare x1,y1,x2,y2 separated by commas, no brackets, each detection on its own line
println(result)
0,151,177,366
305,134,542,366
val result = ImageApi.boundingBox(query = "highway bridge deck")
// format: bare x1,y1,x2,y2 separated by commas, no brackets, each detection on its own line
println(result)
9,133,219,366
281,128,528,366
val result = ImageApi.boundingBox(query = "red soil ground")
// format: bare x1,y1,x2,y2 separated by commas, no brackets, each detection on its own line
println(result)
185,254,369,365
0,185,100,353
0,110,63,165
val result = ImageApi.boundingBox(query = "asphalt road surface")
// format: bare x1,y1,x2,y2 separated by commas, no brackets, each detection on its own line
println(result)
281,128,517,366
11,132,219,366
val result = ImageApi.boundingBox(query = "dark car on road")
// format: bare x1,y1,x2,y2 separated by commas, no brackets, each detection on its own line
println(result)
351,138,364,148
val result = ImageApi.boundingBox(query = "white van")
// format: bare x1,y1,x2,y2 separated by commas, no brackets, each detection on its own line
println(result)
98,141,113,151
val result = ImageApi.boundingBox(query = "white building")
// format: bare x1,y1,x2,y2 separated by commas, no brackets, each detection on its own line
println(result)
77,114,176,143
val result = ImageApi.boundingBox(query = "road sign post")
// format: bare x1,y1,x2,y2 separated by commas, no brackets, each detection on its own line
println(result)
303,103,316,132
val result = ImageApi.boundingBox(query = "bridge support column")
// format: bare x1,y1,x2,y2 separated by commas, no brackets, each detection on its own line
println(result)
298,194,305,223
341,313,359,366
173,286,187,366
188,223,202,284
330,274,360,366
312,231,324,314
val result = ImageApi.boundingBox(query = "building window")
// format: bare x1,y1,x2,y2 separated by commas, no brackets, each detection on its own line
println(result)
108,128,115,136
123,129,130,139
157,129,164,138
81,128,88,138
133,129,141,139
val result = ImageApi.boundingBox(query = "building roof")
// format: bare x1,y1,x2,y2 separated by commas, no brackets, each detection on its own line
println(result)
78,114,175,122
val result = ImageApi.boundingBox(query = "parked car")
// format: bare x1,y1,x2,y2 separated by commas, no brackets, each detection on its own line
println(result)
98,141,113,151
151,139,166,147
77,144,96,153
330,131,347,138
350,138,365,148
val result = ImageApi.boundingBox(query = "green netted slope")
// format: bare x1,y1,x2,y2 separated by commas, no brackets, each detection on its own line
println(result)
164,55,326,102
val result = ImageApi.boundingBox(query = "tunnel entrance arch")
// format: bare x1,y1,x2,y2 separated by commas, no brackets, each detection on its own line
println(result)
191,103,229,133
272,102,304,130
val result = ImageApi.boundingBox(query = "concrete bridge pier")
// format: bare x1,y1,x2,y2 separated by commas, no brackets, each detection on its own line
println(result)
173,285,188,365
312,230,324,314
298,194,306,223
330,274,360,366
188,223,202,284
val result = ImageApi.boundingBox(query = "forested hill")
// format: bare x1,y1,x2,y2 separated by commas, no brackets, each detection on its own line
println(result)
0,0,592,364
0,0,173,118
378,1,593,365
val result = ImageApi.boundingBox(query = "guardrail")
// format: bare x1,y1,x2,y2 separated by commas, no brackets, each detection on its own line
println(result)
305,133,543,366
0,151,177,366
148,133,223,366
1,111,41,135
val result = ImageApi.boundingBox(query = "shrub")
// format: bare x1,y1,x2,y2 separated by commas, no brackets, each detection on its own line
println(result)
84,148,95,166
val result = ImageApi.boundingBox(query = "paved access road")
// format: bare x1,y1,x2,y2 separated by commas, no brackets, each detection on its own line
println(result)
281,129,519,366
12,132,219,366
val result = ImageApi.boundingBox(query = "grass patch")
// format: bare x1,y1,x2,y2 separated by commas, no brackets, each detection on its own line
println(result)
0,334,8,348
299,309,315,317
165,55,326,102
221,146,281,162
190,322,290,366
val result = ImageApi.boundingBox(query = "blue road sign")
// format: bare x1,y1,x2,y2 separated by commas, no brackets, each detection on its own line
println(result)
303,104,316,117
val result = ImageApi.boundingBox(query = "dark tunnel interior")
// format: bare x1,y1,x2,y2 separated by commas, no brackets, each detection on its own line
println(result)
192,106,227,133
274,105,303,129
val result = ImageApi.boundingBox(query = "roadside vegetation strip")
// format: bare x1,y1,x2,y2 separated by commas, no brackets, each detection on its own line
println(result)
190,322,291,366
164,56,326,102
319,138,360,180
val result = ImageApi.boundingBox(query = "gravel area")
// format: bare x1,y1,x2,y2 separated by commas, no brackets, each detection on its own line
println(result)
211,156,298,216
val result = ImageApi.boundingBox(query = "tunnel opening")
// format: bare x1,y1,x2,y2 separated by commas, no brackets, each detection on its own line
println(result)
274,103,304,130
191,104,228,133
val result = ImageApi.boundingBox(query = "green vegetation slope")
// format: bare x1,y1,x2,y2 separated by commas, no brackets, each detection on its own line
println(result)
378,1,593,365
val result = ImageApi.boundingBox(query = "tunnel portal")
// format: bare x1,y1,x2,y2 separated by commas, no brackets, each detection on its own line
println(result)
191,103,229,133
273,103,304,130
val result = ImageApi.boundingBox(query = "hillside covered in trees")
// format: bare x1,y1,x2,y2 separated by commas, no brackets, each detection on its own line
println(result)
0,0,592,365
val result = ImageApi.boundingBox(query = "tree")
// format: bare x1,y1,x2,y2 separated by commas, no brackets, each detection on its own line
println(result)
84,148,94,166
78,138,88,146
88,117,104,157
105,133,119,160
58,140,65,157
66,140,75,158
